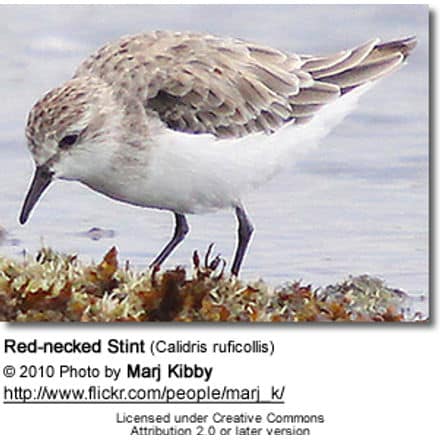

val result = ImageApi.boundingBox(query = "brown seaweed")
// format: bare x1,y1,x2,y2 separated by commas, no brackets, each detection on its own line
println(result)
0,247,426,322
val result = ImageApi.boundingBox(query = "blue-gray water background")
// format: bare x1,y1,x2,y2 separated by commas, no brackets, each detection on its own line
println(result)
0,5,429,298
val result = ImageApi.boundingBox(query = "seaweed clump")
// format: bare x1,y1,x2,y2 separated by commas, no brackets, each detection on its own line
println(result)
0,247,426,322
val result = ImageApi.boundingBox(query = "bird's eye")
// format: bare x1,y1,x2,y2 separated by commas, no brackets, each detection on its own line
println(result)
58,134,78,149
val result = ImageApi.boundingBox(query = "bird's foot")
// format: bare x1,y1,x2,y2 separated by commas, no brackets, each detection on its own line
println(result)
149,262,161,288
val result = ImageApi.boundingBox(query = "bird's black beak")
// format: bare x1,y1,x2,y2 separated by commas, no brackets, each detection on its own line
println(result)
19,164,54,225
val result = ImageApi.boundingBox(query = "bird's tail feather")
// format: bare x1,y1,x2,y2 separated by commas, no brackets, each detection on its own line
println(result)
302,36,417,94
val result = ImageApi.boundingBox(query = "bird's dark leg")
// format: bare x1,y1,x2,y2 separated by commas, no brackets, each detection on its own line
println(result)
149,212,189,269
231,206,254,276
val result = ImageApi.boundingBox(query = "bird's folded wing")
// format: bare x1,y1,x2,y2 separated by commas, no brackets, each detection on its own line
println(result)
75,31,416,139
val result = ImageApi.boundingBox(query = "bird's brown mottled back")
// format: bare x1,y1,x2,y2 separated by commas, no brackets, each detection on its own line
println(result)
73,31,416,139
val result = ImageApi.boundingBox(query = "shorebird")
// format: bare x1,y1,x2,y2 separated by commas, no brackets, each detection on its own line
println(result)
19,31,416,275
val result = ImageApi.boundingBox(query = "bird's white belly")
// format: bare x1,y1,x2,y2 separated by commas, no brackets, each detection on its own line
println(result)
132,137,252,214
139,129,284,214
86,128,278,214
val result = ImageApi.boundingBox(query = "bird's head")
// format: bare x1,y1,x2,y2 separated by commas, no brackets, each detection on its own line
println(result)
19,75,148,224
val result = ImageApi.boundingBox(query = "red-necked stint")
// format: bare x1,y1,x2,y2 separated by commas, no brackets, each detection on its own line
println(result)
19,31,416,275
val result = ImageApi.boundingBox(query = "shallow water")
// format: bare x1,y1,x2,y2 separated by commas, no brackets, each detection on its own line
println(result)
0,5,429,298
